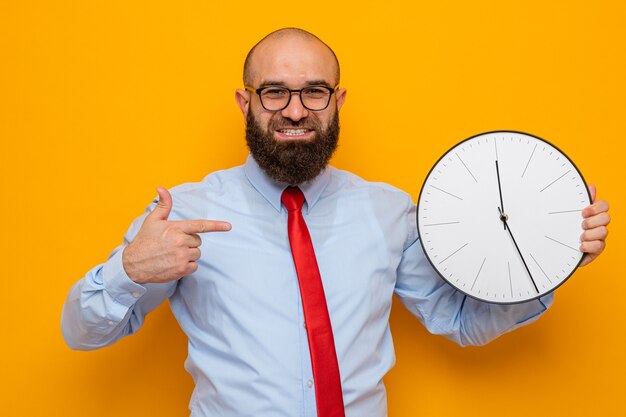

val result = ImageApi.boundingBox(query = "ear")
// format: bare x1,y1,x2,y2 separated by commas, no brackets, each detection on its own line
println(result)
335,88,347,111
235,89,250,118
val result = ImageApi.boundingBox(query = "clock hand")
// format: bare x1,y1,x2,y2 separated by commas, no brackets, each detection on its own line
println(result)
498,206,540,294
496,160,506,230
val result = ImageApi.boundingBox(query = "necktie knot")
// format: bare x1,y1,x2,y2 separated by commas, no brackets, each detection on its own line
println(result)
281,187,305,212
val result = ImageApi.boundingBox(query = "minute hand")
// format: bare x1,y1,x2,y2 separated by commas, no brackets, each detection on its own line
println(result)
498,206,539,294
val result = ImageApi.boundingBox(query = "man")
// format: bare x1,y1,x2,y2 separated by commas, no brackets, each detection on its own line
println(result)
62,28,610,417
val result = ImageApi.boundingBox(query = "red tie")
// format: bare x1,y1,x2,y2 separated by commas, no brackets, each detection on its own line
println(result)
281,187,345,417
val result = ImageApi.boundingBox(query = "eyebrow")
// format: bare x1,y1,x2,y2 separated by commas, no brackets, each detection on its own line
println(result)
258,79,333,88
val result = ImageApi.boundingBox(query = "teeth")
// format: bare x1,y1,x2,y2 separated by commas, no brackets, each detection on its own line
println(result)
279,129,308,136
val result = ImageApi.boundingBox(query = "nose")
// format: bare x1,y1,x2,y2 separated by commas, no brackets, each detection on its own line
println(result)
280,92,309,122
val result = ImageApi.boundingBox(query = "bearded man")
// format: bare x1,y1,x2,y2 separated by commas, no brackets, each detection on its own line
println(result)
61,28,610,417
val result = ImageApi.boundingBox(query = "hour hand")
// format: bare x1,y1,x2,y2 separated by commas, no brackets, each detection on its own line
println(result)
496,161,506,230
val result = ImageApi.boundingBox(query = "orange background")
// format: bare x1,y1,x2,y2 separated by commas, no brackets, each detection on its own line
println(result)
1,1,624,416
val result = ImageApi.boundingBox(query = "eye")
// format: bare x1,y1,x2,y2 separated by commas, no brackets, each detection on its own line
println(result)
303,87,329,98
262,88,288,98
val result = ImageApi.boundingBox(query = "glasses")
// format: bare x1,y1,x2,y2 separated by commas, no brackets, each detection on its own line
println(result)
245,85,338,111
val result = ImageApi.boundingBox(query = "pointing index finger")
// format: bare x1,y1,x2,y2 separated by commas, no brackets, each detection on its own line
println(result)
176,219,232,234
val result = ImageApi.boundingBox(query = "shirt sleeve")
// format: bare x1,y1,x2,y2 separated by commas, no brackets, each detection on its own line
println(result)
394,201,554,347
61,203,177,351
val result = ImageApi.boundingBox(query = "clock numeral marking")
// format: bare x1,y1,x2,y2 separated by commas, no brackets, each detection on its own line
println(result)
548,209,582,214
438,243,469,265
540,170,571,192
529,253,552,284
521,144,537,178
455,153,478,183
471,257,487,290
423,221,461,227
544,235,580,252
430,185,463,201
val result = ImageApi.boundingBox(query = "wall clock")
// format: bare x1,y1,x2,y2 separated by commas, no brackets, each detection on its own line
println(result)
417,131,591,304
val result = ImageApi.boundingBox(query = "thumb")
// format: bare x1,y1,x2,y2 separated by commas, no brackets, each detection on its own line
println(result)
147,186,172,221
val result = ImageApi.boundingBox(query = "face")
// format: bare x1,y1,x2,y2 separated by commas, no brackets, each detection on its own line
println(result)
236,35,347,184
245,107,340,184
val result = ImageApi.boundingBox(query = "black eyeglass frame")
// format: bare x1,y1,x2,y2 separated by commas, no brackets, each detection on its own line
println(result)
244,85,338,112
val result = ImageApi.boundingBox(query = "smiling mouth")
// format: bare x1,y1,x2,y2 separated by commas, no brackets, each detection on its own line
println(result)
276,128,314,137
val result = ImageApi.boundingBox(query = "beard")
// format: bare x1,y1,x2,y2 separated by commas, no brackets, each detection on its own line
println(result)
245,110,340,185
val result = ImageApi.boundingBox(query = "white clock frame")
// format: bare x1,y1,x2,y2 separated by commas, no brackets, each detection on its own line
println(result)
417,130,591,304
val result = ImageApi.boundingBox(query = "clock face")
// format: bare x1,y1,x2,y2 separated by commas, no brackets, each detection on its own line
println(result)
417,131,591,304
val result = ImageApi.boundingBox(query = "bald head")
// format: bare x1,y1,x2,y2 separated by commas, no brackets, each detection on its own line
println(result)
243,28,340,87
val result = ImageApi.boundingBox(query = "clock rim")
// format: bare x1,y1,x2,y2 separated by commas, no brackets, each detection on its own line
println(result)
416,130,592,305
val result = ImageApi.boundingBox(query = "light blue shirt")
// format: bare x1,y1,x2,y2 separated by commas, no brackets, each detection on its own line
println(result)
61,155,552,417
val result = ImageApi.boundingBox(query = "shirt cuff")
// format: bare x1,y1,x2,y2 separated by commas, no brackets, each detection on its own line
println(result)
101,248,148,307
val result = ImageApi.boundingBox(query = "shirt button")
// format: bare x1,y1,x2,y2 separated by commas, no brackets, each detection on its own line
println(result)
107,321,114,326
307,379,313,388
131,291,141,298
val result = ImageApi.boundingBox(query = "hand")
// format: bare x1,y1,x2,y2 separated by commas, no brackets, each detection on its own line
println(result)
495,160,506,230
579,184,610,266
498,206,539,293
122,187,232,284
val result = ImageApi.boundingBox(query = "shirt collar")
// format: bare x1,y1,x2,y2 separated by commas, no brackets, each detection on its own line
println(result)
243,154,331,214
